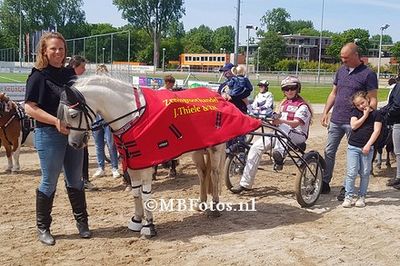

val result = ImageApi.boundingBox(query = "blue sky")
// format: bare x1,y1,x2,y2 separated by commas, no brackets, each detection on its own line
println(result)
83,0,400,44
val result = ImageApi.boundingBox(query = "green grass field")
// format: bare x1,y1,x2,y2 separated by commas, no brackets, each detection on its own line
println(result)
0,72,389,103
0,72,28,83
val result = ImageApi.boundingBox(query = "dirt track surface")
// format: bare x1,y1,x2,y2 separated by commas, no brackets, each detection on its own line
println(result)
1,114,400,265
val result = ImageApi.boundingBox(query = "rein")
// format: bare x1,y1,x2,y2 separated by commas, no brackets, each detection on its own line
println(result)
65,101,146,133
92,106,146,132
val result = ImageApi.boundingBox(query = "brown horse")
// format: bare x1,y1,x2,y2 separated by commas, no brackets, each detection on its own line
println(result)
0,93,22,172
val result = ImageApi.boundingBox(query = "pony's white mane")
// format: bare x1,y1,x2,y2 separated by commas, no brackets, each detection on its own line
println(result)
69,74,147,131
73,75,136,94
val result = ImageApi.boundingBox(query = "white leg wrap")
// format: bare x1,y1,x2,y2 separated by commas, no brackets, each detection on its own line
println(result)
127,217,143,232
141,190,151,202
131,185,141,198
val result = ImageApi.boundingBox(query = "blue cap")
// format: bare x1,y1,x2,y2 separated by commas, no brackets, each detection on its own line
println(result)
219,63,234,72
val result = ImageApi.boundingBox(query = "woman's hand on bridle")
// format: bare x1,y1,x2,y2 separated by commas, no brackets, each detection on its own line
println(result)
55,118,70,135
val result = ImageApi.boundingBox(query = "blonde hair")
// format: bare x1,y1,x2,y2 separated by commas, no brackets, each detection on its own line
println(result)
35,32,67,70
231,65,247,76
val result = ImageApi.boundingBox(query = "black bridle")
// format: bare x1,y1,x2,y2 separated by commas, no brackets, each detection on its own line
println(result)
59,85,145,133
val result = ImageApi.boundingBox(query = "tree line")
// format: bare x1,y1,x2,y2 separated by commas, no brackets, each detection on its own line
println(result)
1,1,399,73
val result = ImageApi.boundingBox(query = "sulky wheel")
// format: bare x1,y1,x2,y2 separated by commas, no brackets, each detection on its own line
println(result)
294,151,324,207
224,151,247,191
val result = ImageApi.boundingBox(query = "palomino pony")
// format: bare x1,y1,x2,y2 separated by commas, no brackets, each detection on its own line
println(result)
56,75,260,237
0,93,34,172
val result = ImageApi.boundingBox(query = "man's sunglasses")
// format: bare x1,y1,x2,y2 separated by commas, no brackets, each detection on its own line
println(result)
282,86,298,92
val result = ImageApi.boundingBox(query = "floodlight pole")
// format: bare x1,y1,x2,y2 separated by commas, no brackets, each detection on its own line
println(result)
296,45,302,76
128,31,131,64
162,48,166,72
234,0,240,65
257,47,260,74
95,37,98,64
246,25,254,73
317,0,325,84
19,0,22,68
111,34,113,71
377,23,390,81
153,26,157,73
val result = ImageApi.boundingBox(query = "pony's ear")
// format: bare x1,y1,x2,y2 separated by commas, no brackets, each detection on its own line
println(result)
64,85,80,105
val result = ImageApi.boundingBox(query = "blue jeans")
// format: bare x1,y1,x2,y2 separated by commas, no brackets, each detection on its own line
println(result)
35,127,84,197
92,125,118,169
345,144,374,197
323,122,352,184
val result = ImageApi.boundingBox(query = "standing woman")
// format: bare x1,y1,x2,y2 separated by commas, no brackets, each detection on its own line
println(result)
25,32,91,246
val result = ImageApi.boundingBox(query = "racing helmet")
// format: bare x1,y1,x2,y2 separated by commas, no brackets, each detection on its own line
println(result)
281,76,301,93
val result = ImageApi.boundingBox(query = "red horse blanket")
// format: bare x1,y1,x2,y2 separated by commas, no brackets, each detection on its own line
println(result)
113,87,261,170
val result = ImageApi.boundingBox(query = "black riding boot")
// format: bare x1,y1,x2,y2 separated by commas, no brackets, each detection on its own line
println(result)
67,187,92,238
36,190,56,245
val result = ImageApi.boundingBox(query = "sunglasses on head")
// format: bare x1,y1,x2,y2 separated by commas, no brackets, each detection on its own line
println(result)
282,86,298,92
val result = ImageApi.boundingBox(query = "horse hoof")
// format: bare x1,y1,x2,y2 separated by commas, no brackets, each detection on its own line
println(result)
192,201,207,212
140,224,157,238
11,168,20,173
128,218,143,232
206,209,221,218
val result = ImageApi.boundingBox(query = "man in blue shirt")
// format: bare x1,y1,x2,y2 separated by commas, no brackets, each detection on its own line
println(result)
320,43,378,200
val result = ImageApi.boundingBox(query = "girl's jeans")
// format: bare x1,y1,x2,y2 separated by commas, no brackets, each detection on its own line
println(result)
35,127,84,197
344,144,374,198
